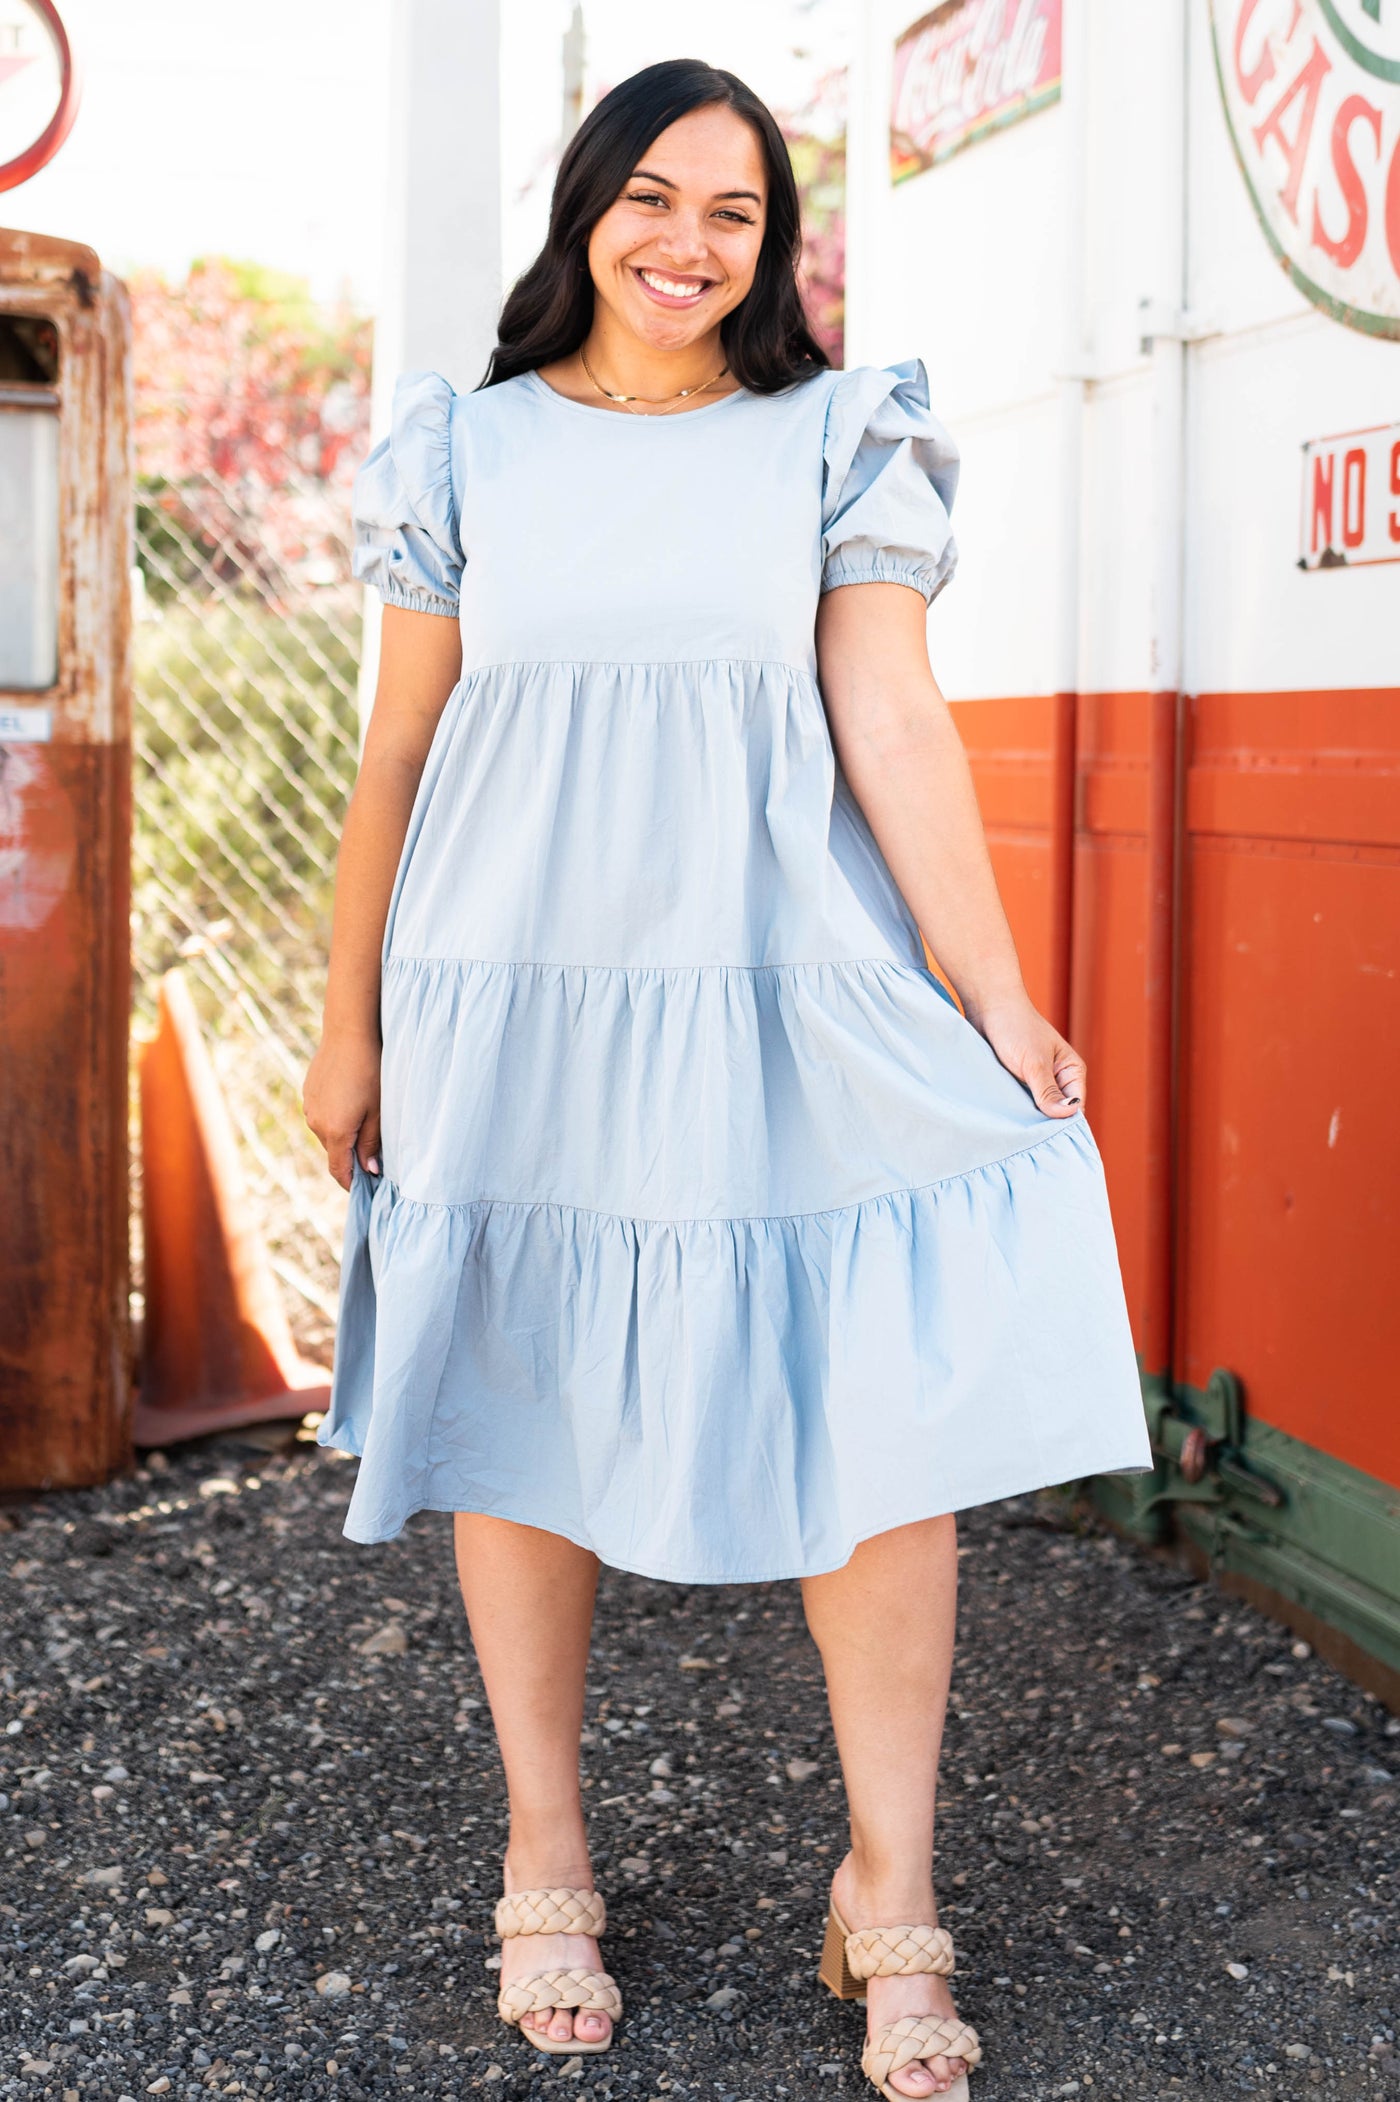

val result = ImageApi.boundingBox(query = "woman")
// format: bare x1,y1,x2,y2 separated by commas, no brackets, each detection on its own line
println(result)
304,57,1151,2102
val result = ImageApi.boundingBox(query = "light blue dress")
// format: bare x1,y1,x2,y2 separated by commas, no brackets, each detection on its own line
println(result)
317,358,1152,1580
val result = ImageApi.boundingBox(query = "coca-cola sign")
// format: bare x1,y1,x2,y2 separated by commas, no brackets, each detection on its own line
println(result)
890,0,1063,184
1209,0,1400,337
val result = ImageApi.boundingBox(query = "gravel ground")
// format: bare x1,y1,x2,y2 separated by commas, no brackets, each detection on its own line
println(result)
2,1430,1397,2102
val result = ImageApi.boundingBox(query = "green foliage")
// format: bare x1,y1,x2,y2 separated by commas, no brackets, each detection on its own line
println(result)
131,596,361,1034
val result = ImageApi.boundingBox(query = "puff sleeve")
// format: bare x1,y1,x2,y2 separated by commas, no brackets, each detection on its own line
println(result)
350,370,463,615
820,357,960,606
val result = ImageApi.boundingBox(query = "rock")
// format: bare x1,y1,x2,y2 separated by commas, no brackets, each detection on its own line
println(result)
82,1864,124,1886
705,1985,740,2009
145,1867,168,1887
1284,2043,1311,2060
1226,1962,1249,1980
785,1758,819,1782
357,1622,409,1657
619,1855,651,1873
103,1764,130,1782
254,1928,280,1951
23,1827,46,1847
198,1477,240,1498
315,1970,352,1996
1215,1718,1251,1738
1189,1751,1216,1769
1322,1716,1358,1736
483,2066,505,2082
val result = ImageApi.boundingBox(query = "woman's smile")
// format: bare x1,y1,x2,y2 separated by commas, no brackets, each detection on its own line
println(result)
631,264,716,308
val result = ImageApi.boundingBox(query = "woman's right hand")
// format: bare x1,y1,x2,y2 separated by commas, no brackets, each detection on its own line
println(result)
303,1029,383,1191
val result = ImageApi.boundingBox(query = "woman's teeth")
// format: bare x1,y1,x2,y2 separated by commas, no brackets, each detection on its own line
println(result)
637,268,710,301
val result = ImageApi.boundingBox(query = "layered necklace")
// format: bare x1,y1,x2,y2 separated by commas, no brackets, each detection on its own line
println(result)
579,343,732,416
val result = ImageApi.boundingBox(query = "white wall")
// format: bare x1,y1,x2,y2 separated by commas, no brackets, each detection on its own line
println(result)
847,0,1400,702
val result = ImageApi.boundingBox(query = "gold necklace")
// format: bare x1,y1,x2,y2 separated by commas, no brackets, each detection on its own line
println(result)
579,344,731,416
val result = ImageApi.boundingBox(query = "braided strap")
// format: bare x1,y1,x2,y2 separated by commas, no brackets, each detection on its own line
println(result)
494,1887,607,1940
844,1924,956,1981
863,2014,983,2089
497,1967,622,2026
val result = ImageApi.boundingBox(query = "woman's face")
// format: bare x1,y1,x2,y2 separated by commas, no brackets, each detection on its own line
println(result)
586,105,769,353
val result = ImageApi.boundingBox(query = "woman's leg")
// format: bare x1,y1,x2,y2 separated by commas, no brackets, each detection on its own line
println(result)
453,1513,611,2047
800,1515,963,2098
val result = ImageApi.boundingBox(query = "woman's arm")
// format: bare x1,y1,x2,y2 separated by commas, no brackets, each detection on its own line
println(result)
303,604,464,1187
815,579,1083,1118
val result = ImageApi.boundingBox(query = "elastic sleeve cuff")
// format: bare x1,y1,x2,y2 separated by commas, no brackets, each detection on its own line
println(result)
373,579,460,616
820,557,949,605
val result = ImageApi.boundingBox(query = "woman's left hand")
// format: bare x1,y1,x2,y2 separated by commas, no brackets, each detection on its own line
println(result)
967,989,1085,1119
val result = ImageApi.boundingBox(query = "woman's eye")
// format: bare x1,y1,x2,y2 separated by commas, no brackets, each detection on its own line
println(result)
628,191,666,207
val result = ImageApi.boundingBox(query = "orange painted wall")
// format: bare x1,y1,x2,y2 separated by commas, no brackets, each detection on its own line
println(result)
953,688,1400,1493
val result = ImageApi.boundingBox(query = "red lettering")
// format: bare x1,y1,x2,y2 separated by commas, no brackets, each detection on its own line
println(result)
1342,447,1366,549
1233,0,1277,104
1312,450,1335,553
1312,93,1381,268
1389,440,1400,546
1387,131,1400,279
1251,38,1333,225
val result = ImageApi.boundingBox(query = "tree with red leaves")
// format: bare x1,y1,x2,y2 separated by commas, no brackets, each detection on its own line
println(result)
130,257,373,598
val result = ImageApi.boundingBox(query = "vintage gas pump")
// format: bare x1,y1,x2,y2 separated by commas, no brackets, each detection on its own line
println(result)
0,227,133,1488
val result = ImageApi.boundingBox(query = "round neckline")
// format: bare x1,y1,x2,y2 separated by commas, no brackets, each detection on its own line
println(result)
522,367,750,422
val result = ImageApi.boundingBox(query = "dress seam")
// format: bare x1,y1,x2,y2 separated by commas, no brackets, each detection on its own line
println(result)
457,655,816,676
375,1116,1085,1230
383,952,934,978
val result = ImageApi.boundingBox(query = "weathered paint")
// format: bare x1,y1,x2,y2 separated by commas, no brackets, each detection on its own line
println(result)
890,0,1064,181
0,226,133,1490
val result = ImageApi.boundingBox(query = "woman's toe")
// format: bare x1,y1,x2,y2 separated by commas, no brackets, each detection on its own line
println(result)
547,2009,575,2042
888,2062,938,2098
576,2009,611,2043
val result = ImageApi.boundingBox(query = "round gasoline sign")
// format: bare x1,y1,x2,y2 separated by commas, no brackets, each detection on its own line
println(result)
1209,0,1400,337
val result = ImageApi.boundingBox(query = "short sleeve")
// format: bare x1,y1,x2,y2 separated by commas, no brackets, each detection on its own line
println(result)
820,357,960,606
350,370,463,616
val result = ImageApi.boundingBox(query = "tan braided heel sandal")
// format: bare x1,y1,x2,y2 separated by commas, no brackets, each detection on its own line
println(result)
819,1900,983,2100
493,1885,621,2056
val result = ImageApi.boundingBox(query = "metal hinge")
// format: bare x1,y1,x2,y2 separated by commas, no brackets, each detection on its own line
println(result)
1142,1366,1288,1516
1137,299,1222,354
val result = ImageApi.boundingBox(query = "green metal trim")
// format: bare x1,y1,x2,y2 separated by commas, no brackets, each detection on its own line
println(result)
1088,1371,1400,1680
1205,4,1400,341
1316,0,1400,82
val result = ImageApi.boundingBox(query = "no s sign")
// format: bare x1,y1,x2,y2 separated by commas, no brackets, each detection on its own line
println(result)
1300,420,1400,567
1209,0,1400,336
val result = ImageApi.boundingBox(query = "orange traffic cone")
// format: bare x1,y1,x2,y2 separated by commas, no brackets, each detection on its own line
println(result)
133,966,330,1445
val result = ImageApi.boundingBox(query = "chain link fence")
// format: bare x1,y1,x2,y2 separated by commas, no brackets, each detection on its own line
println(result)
130,464,363,1368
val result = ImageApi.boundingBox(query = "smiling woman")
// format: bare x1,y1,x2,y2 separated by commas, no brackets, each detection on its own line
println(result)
302,53,1150,2101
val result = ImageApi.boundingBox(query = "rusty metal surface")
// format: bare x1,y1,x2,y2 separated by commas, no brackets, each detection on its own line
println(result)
0,228,133,1488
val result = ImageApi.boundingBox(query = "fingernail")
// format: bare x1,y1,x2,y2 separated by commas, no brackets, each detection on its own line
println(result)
367,1156,380,1174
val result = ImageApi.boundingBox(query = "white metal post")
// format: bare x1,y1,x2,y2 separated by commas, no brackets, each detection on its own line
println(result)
359,0,504,734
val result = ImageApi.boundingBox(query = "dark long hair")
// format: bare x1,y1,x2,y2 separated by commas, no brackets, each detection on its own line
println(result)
478,59,828,395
